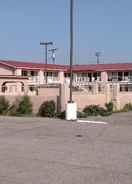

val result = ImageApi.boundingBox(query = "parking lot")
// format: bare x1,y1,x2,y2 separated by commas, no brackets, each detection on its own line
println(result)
0,112,132,184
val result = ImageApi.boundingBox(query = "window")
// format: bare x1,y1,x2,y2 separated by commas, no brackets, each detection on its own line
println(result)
22,70,28,76
108,72,112,81
129,72,132,81
30,71,38,76
118,72,123,81
64,73,70,78
93,72,100,80
124,72,128,80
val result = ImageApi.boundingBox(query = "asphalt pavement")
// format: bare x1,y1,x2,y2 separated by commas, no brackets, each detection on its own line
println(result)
0,112,132,184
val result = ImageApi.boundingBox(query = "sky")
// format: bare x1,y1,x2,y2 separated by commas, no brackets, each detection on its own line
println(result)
0,0,132,64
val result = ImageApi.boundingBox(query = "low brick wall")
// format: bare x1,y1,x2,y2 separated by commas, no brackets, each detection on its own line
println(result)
117,92,132,109
5,95,58,114
4,86,60,113
73,92,106,111
38,87,59,96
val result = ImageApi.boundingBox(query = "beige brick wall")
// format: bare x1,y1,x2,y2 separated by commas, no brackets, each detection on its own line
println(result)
30,96,57,113
5,95,58,114
38,87,59,96
117,92,132,109
73,92,106,111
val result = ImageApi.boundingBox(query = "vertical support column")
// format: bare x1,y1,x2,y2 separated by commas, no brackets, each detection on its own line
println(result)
39,70,44,84
73,73,77,84
24,81,29,95
101,71,108,82
60,83,69,112
15,69,22,76
0,81,3,93
93,83,98,95
58,71,64,84
105,83,111,103
17,82,22,95
113,83,120,110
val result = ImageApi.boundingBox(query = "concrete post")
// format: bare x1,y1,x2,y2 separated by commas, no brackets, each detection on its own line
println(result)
93,83,98,95
113,83,120,110
16,82,22,94
60,83,69,112
24,82,29,95
15,69,22,76
101,71,108,82
105,83,111,103
39,70,44,84
58,71,64,84
0,81,3,93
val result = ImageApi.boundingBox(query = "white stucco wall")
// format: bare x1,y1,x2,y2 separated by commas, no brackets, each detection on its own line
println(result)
0,64,14,75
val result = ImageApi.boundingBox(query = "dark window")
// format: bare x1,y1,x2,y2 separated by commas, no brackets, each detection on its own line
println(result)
30,71,38,76
118,72,123,81
22,70,28,76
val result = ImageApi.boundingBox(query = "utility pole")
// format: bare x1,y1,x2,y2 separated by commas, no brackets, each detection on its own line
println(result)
66,0,77,121
95,52,101,64
49,48,58,64
69,0,74,103
40,42,53,84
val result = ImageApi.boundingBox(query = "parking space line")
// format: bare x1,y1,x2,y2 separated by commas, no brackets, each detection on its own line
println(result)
77,119,108,125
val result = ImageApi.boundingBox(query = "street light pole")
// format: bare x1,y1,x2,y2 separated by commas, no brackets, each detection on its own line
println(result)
40,42,53,84
49,48,58,64
66,0,77,120
95,52,101,64
69,0,74,103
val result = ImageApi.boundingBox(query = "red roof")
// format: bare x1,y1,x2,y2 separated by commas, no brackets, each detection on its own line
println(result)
0,60,67,71
0,59,132,72
66,63,132,72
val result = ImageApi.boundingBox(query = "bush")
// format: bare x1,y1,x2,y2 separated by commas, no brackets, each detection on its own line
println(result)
77,111,87,118
16,96,32,116
83,105,101,116
105,102,113,112
8,99,19,116
0,96,9,115
38,100,56,117
121,103,132,112
99,107,112,116
56,111,65,119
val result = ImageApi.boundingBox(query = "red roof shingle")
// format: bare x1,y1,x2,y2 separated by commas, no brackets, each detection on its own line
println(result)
0,59,132,72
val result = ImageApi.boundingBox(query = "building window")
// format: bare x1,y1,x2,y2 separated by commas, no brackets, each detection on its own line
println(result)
108,72,118,81
118,72,123,81
22,70,28,76
30,71,38,76
128,72,132,81
64,73,70,78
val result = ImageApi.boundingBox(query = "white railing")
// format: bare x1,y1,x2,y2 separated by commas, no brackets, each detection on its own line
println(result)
28,76,61,85
28,76,40,84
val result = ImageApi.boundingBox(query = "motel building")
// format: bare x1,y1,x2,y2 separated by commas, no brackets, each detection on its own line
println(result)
0,60,132,95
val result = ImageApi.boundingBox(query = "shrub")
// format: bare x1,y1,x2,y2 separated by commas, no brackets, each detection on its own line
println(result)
0,96,9,115
56,111,65,119
83,105,101,116
38,100,56,117
7,98,20,116
105,102,113,112
121,103,132,112
99,107,112,116
77,111,87,118
16,96,32,116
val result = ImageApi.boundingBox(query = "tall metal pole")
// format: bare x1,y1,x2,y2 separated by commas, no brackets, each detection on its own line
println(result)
95,52,101,64
49,48,58,64
69,0,74,103
40,42,53,84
